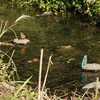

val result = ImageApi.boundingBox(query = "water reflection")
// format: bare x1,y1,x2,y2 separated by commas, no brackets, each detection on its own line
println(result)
20,46,28,55
81,71,100,86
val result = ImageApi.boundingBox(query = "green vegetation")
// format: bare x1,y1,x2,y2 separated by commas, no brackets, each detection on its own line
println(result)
1,0,100,17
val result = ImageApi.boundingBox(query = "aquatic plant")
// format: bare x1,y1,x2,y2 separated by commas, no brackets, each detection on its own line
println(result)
0,20,9,39
0,14,33,40
0,20,17,40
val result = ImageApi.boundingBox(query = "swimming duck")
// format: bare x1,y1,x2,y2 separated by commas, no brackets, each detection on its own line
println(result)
13,32,30,45
83,81,100,89
83,77,100,89
81,55,100,71
36,11,53,16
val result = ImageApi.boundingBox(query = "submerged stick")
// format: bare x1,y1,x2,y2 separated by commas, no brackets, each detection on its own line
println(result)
38,49,44,100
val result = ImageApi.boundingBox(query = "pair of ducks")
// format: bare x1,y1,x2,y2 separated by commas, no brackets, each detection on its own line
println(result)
13,32,30,45
81,55,100,89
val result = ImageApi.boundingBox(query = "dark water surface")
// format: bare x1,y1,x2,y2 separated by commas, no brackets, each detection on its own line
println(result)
0,7,100,93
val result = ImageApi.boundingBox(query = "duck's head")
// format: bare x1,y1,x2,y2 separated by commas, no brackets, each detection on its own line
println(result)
81,55,87,69
20,32,26,39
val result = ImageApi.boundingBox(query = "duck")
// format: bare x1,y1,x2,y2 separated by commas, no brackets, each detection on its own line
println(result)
36,11,53,16
27,58,39,64
83,81,100,89
13,32,30,45
83,77,100,89
81,55,100,71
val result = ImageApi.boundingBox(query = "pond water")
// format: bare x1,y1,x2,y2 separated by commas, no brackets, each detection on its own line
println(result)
0,7,100,94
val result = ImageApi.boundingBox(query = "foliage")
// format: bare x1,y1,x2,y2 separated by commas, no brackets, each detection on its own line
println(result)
0,54,8,81
1,0,100,17
91,0,100,16
0,50,18,81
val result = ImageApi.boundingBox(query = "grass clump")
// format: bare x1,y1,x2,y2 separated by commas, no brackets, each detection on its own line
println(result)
0,49,52,100
0,50,38,100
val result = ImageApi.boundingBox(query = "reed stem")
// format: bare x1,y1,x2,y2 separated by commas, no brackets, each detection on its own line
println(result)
38,49,43,100
42,55,52,92
95,77,99,100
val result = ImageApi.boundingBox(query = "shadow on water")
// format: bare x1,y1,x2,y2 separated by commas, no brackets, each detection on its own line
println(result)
0,7,100,93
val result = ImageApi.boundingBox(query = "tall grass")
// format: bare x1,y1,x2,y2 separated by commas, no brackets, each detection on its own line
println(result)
0,50,19,80
0,15,32,40
0,20,8,39
13,76,32,99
